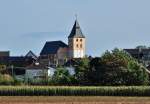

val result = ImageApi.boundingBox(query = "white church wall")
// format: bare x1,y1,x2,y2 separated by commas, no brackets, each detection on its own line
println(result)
73,50,84,58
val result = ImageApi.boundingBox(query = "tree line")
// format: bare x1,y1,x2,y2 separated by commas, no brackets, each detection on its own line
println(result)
50,48,149,86
0,48,149,86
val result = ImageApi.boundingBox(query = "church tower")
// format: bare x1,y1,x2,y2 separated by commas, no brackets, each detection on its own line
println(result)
68,19,85,58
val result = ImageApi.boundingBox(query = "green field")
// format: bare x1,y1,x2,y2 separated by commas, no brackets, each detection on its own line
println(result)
0,86,150,103
0,86,150,96
0,96,150,104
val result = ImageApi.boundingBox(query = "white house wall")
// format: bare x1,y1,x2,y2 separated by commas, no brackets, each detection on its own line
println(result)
25,69,44,79
48,67,55,77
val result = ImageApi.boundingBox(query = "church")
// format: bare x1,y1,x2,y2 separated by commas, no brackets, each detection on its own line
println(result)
39,19,86,66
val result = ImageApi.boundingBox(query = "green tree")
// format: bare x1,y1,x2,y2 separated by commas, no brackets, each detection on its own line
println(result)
88,48,149,85
52,67,77,85
0,65,7,74
126,61,149,85
0,74,14,85
75,58,90,85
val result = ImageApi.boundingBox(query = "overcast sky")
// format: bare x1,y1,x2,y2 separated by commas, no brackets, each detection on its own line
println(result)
0,0,150,56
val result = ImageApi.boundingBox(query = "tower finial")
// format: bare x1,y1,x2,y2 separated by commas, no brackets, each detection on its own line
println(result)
75,14,78,20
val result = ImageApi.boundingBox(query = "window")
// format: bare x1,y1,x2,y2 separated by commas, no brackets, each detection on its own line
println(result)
80,44,82,48
76,44,78,48
80,39,82,42
76,39,78,42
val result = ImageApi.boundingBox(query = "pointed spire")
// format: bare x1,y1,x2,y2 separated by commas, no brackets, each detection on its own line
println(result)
68,19,85,38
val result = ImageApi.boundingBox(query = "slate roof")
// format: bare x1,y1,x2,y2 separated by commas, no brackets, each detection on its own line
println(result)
0,56,34,67
0,56,32,62
40,41,68,55
124,49,150,54
124,49,140,54
68,20,85,38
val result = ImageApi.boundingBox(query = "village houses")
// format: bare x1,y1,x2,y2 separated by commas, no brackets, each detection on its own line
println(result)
0,19,86,81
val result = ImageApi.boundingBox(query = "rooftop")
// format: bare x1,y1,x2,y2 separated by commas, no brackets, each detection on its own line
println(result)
40,41,68,55
68,20,85,38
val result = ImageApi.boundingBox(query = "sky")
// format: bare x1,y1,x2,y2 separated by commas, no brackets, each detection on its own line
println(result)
0,0,150,56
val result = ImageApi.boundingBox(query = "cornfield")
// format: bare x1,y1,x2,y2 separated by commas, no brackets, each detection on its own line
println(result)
0,86,149,96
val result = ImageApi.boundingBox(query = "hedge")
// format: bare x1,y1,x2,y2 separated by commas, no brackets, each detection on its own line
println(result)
0,86,149,96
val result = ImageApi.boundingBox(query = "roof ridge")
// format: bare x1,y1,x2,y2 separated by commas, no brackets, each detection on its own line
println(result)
46,40,62,43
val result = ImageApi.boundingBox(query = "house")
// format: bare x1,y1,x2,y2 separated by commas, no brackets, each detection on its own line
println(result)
40,19,86,66
13,62,48,82
25,63,48,80
0,51,36,66
0,56,34,66
124,48,150,66
0,51,10,65
0,51,9,57
11,60,76,82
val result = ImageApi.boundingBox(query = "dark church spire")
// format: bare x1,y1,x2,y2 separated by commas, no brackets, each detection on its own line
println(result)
68,19,85,38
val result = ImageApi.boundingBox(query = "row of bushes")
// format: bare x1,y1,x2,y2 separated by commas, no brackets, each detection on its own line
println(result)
0,86,150,96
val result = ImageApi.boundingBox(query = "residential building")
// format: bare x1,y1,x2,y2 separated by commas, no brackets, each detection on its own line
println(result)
13,62,48,82
124,48,150,66
0,51,37,67
25,63,48,80
0,51,9,57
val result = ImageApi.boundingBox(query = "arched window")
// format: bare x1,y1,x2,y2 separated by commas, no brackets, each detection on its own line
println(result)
80,39,82,42
76,39,78,42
